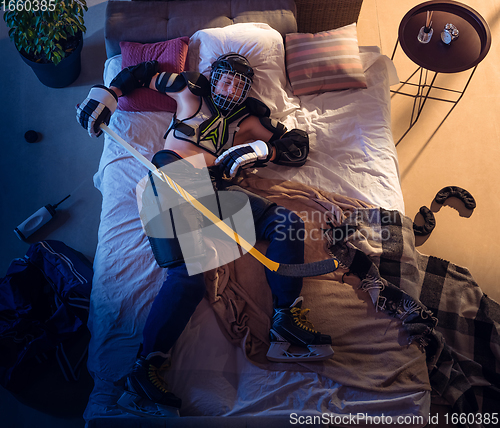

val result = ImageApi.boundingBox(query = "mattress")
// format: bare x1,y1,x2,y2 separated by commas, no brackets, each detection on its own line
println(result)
83,32,430,427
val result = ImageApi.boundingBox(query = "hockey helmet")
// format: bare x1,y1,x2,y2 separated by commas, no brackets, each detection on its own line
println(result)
210,53,254,113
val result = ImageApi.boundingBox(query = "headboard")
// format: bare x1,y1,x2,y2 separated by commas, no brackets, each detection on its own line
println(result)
294,0,363,33
104,0,364,58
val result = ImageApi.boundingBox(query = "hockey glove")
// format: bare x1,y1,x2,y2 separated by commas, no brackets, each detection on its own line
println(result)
110,60,159,96
215,140,271,178
76,85,118,137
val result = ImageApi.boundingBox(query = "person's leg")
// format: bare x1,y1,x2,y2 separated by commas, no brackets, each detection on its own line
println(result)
222,185,304,307
238,193,333,363
118,264,206,417
141,264,206,358
120,152,208,417
254,204,304,307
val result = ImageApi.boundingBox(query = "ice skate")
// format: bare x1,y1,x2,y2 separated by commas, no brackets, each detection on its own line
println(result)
117,356,182,417
267,297,334,362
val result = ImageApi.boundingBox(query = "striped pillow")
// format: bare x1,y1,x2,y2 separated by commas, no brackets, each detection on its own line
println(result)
285,23,367,96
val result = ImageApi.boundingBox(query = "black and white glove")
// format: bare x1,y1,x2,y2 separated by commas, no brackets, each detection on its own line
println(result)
215,140,272,178
110,60,159,96
76,85,118,137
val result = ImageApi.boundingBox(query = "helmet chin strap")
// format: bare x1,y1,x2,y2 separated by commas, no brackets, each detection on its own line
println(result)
100,123,340,278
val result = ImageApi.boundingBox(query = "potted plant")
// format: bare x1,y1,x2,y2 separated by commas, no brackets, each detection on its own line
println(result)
3,0,88,88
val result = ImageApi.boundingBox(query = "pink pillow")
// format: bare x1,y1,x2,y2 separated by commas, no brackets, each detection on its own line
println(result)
118,37,190,112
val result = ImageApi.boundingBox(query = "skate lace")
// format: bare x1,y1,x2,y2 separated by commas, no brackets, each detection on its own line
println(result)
148,364,170,394
291,307,318,333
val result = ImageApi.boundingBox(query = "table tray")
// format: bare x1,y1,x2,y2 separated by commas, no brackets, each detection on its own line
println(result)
398,0,491,73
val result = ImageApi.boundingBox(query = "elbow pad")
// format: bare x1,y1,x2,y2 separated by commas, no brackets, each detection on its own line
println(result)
245,98,288,142
259,116,287,142
271,129,309,167
110,60,159,96
155,71,210,96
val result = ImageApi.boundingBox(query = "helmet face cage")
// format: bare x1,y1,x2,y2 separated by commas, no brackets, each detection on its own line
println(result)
210,53,254,113
210,70,252,112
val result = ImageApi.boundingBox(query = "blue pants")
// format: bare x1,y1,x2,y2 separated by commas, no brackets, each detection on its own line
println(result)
141,201,304,357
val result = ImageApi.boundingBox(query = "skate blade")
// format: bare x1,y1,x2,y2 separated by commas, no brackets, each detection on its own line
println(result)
266,341,334,362
117,391,180,418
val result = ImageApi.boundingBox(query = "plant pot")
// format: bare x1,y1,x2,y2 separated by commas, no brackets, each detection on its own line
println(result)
19,36,84,88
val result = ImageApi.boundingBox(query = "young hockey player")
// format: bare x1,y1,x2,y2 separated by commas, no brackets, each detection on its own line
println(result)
76,53,333,417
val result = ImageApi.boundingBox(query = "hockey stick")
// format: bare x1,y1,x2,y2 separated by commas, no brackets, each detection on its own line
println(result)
100,123,340,277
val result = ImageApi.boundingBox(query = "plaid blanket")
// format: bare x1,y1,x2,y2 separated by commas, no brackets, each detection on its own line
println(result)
326,208,500,428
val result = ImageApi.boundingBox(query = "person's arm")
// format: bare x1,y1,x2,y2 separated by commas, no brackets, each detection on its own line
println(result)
76,61,160,137
215,118,309,179
153,71,209,97
109,60,159,96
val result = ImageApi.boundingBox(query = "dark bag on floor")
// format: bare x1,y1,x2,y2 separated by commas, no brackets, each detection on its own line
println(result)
0,240,93,392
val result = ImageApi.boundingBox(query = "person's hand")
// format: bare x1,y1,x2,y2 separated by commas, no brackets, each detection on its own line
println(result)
76,86,118,137
215,140,271,178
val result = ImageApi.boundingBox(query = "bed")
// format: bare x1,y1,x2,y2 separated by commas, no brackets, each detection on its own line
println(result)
84,1,499,427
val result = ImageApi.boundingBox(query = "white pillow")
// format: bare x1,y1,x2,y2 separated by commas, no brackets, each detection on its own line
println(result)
188,23,299,119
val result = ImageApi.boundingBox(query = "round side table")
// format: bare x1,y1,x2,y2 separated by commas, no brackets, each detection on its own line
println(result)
391,0,491,143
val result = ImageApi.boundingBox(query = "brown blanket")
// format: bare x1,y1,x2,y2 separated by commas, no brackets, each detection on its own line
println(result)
204,175,430,395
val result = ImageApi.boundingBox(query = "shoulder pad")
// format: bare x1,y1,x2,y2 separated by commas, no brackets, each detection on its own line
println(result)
181,72,210,97
244,97,271,118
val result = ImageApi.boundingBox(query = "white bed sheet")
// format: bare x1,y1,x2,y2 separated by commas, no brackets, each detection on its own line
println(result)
257,47,403,213
84,49,426,425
